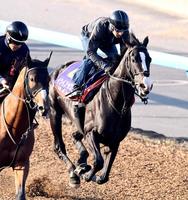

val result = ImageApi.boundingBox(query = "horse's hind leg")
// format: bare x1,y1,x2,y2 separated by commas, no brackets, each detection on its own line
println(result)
13,160,29,200
49,99,80,187
72,131,91,175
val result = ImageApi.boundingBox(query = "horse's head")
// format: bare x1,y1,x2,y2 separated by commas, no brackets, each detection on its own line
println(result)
25,52,52,116
124,34,153,97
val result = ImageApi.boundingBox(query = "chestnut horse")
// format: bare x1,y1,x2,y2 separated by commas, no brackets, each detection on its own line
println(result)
49,34,153,187
0,54,51,200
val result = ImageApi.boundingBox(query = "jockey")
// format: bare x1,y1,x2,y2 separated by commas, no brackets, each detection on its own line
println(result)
72,10,131,134
0,21,30,93
73,10,130,91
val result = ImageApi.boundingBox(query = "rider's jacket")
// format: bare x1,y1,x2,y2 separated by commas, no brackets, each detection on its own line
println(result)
0,35,30,87
82,17,130,69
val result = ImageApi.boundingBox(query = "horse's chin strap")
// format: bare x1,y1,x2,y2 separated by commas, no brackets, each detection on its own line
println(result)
134,89,148,104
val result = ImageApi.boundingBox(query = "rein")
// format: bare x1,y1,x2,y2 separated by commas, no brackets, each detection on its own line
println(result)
108,73,134,86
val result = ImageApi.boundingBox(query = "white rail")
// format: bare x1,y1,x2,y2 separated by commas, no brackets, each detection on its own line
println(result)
0,20,187,71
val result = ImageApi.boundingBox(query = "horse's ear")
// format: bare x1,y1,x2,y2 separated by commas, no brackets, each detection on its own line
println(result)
143,36,149,47
44,51,53,67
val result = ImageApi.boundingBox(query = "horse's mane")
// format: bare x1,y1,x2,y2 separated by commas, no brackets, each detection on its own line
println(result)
129,32,141,46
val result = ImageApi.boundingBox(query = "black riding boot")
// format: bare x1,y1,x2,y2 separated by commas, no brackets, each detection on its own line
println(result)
74,103,85,135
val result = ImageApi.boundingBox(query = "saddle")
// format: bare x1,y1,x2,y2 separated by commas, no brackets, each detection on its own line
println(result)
54,61,108,104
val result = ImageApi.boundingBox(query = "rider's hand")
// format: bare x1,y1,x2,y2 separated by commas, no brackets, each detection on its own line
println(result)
101,62,113,74
0,78,9,89
104,66,112,74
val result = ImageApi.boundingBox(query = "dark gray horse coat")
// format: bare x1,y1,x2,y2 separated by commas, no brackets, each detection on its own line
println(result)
49,33,153,186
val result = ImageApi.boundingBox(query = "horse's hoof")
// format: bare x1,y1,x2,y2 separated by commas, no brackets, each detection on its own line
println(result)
82,172,93,182
74,163,91,176
91,175,97,182
95,176,108,184
69,172,80,188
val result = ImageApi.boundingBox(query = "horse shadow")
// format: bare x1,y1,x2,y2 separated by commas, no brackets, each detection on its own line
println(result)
131,127,188,143
150,92,188,110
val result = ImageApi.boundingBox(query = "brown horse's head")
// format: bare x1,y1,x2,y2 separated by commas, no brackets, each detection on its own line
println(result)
125,33,153,97
25,52,52,116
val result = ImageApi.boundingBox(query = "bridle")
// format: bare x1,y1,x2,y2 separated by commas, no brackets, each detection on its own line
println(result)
109,45,149,84
105,45,150,116
24,67,48,109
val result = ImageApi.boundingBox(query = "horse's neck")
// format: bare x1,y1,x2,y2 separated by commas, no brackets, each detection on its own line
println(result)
108,54,129,95
113,50,130,79
105,53,134,106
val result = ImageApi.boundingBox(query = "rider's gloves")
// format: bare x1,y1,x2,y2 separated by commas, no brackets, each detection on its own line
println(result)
0,77,9,89
104,66,112,74
101,62,113,74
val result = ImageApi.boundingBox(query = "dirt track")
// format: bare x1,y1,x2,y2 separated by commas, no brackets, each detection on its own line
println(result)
0,118,188,200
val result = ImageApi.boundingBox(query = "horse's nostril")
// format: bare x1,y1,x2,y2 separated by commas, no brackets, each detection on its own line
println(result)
38,106,44,111
140,83,145,88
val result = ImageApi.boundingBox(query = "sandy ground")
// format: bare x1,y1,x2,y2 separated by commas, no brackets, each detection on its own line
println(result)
0,117,187,200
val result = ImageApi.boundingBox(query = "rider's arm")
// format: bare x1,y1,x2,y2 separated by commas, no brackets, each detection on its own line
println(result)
87,23,108,69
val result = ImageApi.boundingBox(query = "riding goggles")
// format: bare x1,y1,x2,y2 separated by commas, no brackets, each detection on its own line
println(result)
7,35,23,46
112,24,129,33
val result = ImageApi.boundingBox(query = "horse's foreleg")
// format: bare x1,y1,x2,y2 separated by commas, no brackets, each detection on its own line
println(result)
50,104,71,164
14,160,29,200
72,131,91,176
50,107,66,159
95,144,119,184
49,103,80,187
82,131,103,182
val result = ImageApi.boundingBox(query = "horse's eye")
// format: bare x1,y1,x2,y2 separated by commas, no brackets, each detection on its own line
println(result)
30,77,34,82
132,59,135,63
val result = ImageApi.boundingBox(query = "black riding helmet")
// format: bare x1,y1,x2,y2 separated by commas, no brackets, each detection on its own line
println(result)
6,21,29,43
109,10,129,31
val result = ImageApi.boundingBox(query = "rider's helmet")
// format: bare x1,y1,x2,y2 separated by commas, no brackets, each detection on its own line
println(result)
6,21,29,44
109,10,129,32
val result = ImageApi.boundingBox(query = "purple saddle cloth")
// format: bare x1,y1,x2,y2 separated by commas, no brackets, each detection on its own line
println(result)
54,61,81,95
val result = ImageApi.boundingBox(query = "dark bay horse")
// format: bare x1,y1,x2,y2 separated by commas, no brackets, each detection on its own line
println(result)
49,34,153,187
0,55,51,200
